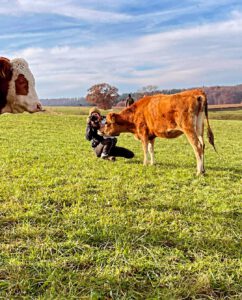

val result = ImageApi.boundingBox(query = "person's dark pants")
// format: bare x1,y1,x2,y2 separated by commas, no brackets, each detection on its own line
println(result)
102,138,116,156
94,143,134,159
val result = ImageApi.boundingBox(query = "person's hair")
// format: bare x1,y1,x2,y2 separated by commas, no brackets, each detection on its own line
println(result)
89,107,101,116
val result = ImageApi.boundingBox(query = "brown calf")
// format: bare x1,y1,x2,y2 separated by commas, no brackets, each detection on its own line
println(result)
102,89,216,175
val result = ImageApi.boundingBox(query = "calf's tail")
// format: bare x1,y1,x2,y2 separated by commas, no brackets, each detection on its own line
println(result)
203,96,217,153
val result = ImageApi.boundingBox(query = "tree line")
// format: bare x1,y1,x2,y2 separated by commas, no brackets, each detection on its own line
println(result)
41,83,242,108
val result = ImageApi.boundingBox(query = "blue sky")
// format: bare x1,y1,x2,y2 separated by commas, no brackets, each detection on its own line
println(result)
1,0,242,98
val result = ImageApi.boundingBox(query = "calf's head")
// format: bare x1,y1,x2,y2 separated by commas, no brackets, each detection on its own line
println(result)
101,112,130,136
0,57,43,113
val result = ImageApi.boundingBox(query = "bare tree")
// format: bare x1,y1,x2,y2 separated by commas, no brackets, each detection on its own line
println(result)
138,85,159,94
86,83,119,109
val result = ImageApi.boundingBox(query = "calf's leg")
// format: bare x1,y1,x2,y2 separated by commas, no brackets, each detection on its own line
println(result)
184,129,205,175
141,138,149,166
148,139,155,165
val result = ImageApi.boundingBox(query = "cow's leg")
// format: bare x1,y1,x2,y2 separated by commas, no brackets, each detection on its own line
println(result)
148,139,155,165
196,111,205,172
184,129,204,175
141,138,149,165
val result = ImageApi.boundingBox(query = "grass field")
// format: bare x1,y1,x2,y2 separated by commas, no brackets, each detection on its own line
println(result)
0,107,241,299
46,106,242,120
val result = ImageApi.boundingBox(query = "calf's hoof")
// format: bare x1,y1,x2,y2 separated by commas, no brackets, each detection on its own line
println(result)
196,170,206,176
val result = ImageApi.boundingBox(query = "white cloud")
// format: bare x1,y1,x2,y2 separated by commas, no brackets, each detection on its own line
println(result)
4,12,242,97
0,0,131,23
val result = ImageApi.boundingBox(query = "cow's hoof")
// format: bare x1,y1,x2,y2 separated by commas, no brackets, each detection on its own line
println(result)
196,170,206,176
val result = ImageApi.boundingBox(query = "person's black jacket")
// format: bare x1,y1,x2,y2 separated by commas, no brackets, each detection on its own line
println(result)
85,123,104,148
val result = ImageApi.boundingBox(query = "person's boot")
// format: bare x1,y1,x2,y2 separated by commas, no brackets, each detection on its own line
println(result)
107,156,116,161
101,152,109,159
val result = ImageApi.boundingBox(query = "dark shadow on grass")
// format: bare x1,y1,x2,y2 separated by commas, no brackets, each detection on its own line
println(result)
126,160,242,175
123,160,193,169
208,166,242,174
124,159,141,164
153,161,192,169
134,231,241,259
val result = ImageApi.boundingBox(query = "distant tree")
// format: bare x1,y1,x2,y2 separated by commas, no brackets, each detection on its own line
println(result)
115,100,126,107
138,85,159,94
86,83,119,109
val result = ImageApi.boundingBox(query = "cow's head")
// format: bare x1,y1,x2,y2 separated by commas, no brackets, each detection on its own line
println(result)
0,57,43,113
101,112,131,136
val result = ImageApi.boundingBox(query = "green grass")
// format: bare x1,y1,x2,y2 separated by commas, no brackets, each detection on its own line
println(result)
0,109,241,299
209,110,242,121
45,106,121,115
45,106,90,115
46,106,242,120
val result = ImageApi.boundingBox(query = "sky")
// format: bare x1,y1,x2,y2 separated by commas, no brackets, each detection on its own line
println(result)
1,0,242,98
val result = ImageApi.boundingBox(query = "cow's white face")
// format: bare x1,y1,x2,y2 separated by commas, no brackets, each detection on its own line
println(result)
5,58,43,113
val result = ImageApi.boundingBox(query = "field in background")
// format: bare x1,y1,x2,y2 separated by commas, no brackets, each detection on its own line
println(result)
0,108,241,299
208,109,242,120
46,106,242,120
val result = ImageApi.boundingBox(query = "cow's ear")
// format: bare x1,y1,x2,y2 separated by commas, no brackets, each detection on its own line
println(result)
108,113,116,123
0,57,12,80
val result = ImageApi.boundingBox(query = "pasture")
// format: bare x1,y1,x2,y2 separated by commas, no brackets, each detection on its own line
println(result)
0,107,241,299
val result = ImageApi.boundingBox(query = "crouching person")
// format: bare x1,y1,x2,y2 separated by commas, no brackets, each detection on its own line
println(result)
86,107,134,161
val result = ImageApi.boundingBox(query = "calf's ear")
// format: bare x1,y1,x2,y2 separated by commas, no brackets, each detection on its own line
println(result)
0,57,12,80
108,113,116,124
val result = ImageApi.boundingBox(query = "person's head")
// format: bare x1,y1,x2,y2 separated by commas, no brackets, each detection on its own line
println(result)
128,94,131,98
88,107,102,126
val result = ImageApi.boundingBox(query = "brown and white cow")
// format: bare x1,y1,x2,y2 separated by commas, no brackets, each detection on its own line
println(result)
102,89,216,175
0,57,43,114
